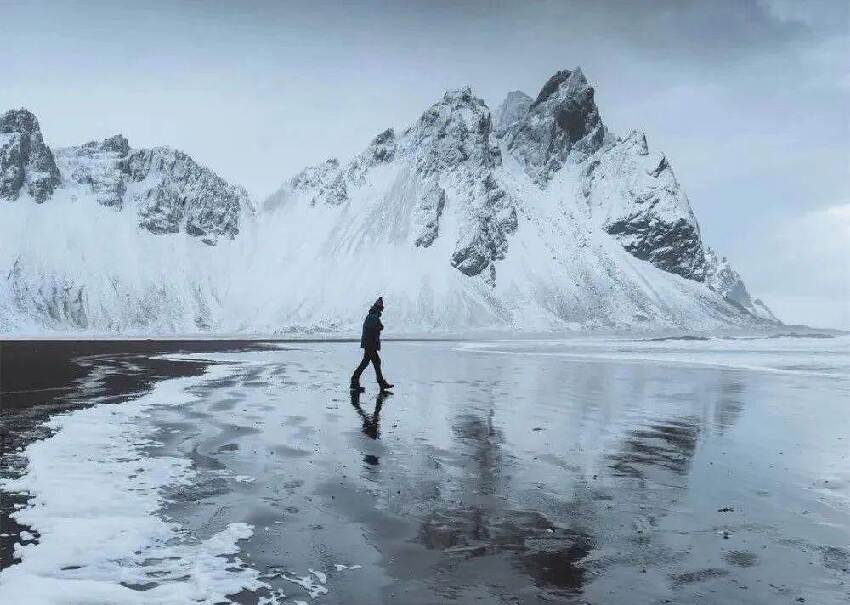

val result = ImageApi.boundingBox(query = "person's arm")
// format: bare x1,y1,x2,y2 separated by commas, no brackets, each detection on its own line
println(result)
378,319,384,331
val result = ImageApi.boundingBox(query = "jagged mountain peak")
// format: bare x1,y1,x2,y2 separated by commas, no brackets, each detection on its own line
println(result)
620,129,650,155
0,72,776,333
408,87,491,138
432,86,479,107
507,66,607,184
1,107,41,134
0,107,61,203
258,67,773,329
63,138,250,244
78,133,130,156
288,85,502,208
404,85,501,180
494,90,532,137
530,67,588,107
0,106,251,244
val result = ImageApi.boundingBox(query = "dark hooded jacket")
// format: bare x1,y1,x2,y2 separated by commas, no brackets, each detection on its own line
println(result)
360,300,384,351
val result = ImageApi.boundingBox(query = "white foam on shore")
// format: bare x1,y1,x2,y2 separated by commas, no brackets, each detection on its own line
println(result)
0,363,268,604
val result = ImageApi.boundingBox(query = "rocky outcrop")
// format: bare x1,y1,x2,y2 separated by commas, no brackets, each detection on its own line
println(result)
405,87,502,178
0,107,251,244
63,135,130,208
493,90,532,138
506,68,606,184
605,214,706,280
123,147,247,243
281,87,519,283
57,136,249,244
0,109,61,202
290,159,347,206
578,130,708,281
413,179,446,248
704,249,777,321
450,173,518,283
405,88,518,282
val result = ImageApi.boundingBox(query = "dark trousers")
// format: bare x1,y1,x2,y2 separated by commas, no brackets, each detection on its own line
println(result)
352,348,385,384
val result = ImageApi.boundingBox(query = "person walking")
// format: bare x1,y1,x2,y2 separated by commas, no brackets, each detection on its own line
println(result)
350,297,393,392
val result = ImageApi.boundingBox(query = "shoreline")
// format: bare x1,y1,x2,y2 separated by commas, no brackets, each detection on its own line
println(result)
0,323,844,343
0,340,268,570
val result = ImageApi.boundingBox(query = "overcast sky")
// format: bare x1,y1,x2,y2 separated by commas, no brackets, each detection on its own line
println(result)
2,0,848,328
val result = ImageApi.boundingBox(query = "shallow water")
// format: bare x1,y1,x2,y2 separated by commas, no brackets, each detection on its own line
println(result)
1,336,849,603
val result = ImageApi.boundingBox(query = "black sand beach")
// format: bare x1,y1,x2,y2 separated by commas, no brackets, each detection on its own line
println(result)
1,338,848,604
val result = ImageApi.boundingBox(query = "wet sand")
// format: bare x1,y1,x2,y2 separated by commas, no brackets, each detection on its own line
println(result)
2,338,849,603
0,339,265,570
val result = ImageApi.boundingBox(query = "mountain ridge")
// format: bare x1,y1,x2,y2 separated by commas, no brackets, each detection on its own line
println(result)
0,68,778,334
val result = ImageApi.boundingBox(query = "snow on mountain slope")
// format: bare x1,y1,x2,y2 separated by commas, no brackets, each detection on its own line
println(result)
0,69,776,334
254,69,775,331
0,109,253,334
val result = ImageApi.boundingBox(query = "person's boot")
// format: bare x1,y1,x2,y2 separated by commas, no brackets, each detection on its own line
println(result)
378,380,394,391
350,376,365,392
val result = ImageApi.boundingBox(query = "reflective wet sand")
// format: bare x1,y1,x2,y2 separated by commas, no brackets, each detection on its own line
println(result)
151,339,850,604
2,337,849,604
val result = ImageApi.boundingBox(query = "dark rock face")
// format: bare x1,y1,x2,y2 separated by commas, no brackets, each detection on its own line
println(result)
580,131,709,282
407,89,517,282
0,109,61,202
450,175,518,282
605,215,706,280
507,68,606,184
100,134,130,155
366,128,396,164
414,180,446,248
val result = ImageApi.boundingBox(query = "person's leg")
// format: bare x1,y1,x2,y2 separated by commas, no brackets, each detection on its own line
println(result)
369,350,386,385
352,352,370,385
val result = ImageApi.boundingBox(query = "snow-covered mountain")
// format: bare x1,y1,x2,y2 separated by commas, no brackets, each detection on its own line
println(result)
0,69,777,334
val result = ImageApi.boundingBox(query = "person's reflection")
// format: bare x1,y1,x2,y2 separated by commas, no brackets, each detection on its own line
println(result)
350,390,390,439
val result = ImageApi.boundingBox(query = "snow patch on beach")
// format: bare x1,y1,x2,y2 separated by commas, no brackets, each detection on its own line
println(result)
0,363,268,604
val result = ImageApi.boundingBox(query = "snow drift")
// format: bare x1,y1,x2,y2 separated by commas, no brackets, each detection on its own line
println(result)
0,68,777,334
